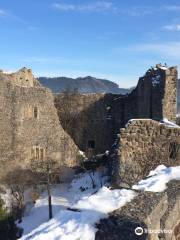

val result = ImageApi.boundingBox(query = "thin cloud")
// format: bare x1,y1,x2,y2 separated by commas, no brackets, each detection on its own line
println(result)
0,9,8,17
0,8,38,31
121,6,156,16
123,5,180,16
21,56,68,64
52,3,75,11
163,5,180,11
162,24,180,31
27,26,38,31
52,1,117,13
52,3,180,16
20,56,94,65
0,8,25,23
126,42,180,59
52,2,155,16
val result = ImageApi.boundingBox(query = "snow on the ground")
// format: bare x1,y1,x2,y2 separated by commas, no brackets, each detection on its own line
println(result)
19,165,180,240
160,118,180,128
70,170,110,202
19,170,107,235
78,150,86,158
0,187,12,209
133,165,180,192
18,184,72,235
73,187,135,213
20,187,135,240
19,170,135,240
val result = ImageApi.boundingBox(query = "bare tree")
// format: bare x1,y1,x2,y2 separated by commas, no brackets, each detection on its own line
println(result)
30,159,58,220
2,168,38,221
30,138,61,220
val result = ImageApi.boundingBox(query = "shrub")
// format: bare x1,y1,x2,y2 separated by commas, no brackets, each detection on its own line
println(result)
0,197,22,240
176,116,180,126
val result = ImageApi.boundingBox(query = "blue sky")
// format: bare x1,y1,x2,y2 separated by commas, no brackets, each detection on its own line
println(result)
1,0,180,87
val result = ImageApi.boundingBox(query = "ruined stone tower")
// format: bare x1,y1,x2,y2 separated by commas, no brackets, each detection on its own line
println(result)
54,64,178,158
0,68,79,178
120,64,178,124
0,65,179,180
114,65,179,187
134,64,178,122
161,66,178,122
0,65,179,240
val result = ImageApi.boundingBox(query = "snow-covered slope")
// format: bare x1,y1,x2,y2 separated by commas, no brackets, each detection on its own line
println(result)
19,166,180,240
133,165,180,192
19,170,135,240
20,187,135,240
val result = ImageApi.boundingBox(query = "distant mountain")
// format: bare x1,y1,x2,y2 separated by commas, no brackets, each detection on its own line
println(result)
38,76,133,95
38,76,180,113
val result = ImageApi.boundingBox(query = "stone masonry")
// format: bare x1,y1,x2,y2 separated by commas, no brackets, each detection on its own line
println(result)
1,65,179,184
0,68,79,179
55,93,116,157
115,119,180,186
96,180,180,240
55,64,180,240
55,65,179,186
0,64,179,239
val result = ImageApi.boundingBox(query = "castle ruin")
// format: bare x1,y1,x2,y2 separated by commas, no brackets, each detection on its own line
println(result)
0,64,180,239
55,64,180,185
0,68,79,179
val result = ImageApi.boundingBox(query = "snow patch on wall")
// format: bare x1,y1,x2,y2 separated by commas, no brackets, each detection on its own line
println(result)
152,75,161,86
133,165,180,192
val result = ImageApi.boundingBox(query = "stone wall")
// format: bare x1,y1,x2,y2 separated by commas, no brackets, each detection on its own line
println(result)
55,93,119,157
122,65,178,123
162,67,178,122
0,68,79,179
55,65,178,158
96,180,180,240
116,119,180,186
1,65,178,180
0,67,40,88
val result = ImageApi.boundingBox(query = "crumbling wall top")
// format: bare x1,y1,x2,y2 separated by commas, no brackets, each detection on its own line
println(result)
0,67,41,88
